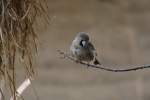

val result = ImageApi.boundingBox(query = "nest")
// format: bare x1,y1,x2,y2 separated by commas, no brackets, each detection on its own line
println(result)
0,0,48,99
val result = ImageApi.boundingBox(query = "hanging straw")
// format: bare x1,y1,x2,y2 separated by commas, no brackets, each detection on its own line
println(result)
0,0,48,99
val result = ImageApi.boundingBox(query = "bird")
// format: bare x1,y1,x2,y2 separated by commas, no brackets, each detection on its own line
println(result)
70,32,101,65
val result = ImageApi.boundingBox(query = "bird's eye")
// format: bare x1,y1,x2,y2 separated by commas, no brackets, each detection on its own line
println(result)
80,40,86,47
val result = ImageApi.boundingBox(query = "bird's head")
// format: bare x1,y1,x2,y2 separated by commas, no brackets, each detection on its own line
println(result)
75,32,89,47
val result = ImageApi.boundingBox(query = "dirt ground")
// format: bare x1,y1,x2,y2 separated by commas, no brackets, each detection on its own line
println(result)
15,0,150,100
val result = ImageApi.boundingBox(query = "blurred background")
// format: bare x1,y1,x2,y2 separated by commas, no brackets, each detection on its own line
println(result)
16,0,150,100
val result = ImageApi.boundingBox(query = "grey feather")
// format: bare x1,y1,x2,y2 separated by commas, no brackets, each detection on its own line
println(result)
70,32,100,65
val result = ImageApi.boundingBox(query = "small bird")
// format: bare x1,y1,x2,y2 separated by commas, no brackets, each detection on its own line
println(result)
70,32,100,65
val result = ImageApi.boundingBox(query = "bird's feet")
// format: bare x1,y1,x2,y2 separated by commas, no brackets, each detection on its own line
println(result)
86,62,90,68
75,60,81,63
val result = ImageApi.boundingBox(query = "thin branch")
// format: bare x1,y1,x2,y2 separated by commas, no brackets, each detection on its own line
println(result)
57,50,150,72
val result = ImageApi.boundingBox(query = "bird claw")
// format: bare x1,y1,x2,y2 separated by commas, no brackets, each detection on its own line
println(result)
75,60,80,63
86,63,90,68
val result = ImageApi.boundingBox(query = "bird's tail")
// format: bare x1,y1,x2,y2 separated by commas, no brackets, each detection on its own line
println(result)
93,58,101,65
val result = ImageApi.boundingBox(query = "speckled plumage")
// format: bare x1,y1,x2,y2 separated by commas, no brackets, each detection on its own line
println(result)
70,32,100,65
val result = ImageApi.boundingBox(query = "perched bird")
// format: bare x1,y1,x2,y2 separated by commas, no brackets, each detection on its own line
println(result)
70,32,100,65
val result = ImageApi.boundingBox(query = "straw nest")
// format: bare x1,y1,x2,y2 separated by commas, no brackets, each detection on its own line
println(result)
0,0,48,99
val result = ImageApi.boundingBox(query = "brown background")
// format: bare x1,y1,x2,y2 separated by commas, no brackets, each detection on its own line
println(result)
16,0,150,100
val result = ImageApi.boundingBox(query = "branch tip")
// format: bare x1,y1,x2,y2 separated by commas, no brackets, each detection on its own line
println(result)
57,50,150,72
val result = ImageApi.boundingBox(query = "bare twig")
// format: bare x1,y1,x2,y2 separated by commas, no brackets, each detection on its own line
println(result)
57,50,150,72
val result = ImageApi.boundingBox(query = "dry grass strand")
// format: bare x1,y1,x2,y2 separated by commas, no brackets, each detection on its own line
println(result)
0,0,48,99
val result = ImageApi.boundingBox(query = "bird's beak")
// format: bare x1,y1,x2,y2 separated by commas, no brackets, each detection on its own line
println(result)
82,40,86,46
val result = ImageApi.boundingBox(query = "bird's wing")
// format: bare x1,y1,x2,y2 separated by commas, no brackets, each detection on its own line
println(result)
88,42,95,50
88,42,101,65
88,42,97,56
